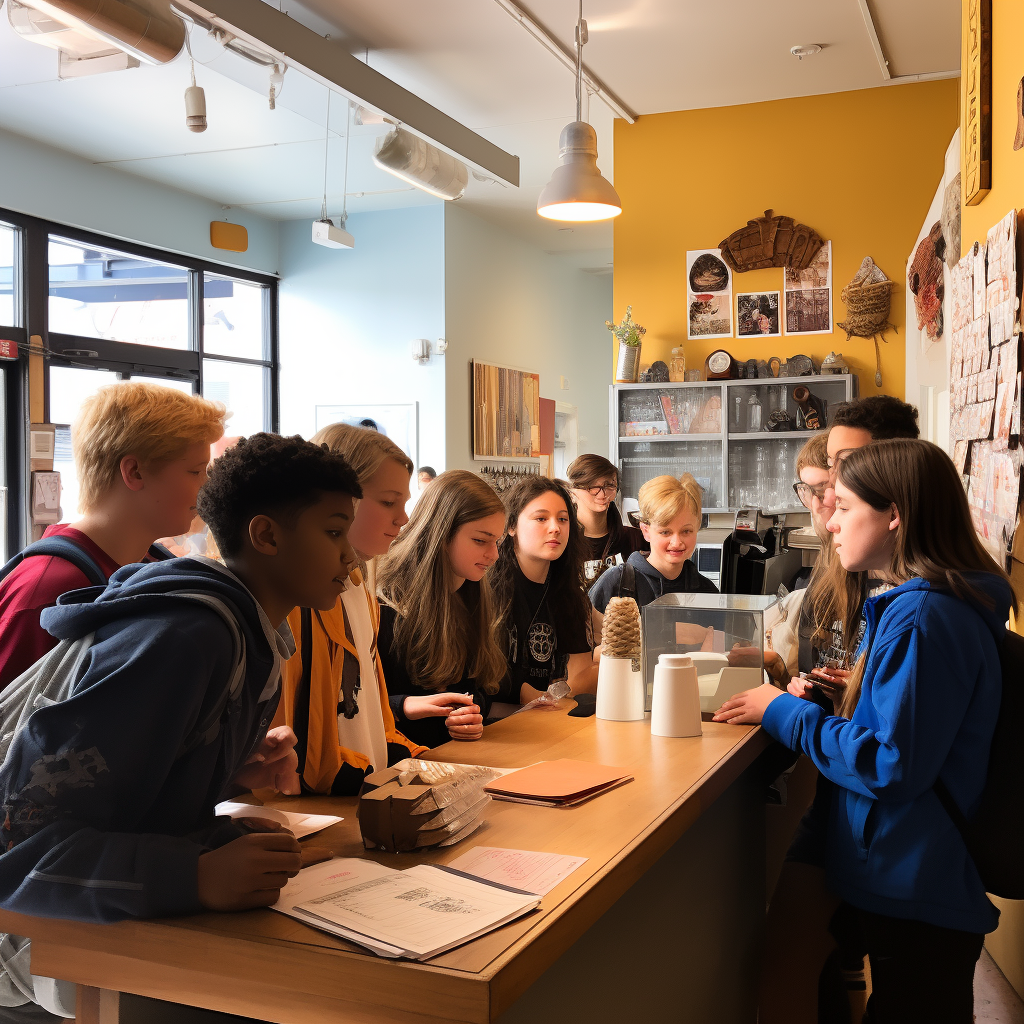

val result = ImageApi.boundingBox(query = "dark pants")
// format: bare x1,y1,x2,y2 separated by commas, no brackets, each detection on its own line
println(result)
859,909,984,1024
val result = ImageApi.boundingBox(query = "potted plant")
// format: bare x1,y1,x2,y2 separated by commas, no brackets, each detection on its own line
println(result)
607,306,647,383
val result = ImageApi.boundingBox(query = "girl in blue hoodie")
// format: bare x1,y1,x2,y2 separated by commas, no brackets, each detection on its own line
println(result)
714,439,1013,1024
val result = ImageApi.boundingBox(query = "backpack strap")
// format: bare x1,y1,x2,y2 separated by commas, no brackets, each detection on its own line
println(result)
0,537,108,588
616,560,637,602
293,607,314,781
147,543,175,562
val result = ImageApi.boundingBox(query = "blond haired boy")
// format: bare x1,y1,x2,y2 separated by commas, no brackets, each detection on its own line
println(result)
588,473,718,627
0,382,225,690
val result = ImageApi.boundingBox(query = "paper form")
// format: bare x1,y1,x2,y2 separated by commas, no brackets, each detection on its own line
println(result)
446,847,587,895
214,801,342,839
278,859,538,959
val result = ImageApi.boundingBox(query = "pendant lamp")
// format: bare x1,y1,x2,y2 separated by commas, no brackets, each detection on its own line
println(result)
537,0,621,223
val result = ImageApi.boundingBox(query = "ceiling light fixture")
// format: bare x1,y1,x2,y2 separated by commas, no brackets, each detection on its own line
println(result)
373,127,468,201
536,0,620,223
182,28,207,132
312,90,354,249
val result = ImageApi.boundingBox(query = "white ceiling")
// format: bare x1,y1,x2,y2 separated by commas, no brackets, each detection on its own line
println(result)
0,0,958,264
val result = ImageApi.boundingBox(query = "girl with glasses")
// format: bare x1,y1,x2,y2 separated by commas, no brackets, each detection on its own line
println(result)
566,454,648,583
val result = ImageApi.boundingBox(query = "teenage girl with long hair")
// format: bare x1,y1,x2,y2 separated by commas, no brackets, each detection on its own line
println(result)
490,477,596,703
376,470,507,747
715,440,1013,1023
277,424,438,794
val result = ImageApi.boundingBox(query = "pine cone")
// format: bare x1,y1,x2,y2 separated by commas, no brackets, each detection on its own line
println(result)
602,597,642,659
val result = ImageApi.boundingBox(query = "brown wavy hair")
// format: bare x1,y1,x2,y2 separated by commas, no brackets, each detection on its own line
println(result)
836,439,1014,716
376,470,507,694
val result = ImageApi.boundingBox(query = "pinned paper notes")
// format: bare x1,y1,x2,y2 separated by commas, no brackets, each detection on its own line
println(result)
447,847,587,896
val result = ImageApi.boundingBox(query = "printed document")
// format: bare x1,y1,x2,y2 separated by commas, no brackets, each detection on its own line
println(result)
214,801,342,839
447,846,587,896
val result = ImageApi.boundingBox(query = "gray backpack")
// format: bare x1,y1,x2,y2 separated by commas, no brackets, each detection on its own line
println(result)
0,590,248,1018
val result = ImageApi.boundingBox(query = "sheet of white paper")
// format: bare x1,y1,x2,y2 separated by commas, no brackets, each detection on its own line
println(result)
446,846,587,896
214,801,342,839
290,860,538,958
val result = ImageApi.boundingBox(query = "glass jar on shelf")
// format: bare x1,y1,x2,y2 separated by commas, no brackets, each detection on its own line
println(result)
669,347,686,382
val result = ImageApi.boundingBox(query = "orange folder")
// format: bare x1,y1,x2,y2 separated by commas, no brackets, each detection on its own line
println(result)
484,759,634,807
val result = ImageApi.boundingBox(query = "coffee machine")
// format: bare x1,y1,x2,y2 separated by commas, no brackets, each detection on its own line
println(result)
694,510,803,595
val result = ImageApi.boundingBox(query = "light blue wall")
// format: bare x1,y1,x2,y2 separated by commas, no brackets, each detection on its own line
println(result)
443,205,613,471
277,205,447,471
0,126,280,275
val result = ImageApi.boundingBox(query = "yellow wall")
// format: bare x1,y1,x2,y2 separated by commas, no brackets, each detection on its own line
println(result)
959,0,1024,999
613,82,959,400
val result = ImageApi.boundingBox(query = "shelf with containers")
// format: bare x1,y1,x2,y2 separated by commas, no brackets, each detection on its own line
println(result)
610,374,858,514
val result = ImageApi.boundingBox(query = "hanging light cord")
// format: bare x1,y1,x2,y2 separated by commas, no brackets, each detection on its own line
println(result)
183,26,197,86
341,99,351,227
320,89,331,222
574,0,583,122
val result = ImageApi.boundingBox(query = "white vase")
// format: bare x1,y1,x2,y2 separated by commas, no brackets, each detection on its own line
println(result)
596,656,646,721
650,654,702,738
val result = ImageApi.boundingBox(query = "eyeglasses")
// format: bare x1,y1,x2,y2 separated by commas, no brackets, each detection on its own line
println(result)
793,482,827,507
826,448,856,471
586,483,618,497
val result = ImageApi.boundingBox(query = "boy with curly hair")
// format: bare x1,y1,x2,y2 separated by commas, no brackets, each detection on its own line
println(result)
0,434,360,943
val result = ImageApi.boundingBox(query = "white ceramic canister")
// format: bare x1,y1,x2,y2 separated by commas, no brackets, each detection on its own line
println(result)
650,653,702,738
596,655,646,721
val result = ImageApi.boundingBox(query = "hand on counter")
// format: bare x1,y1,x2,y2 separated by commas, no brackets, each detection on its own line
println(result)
712,682,784,725
403,693,484,741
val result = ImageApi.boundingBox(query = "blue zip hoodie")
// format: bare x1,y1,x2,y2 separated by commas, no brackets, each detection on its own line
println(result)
0,556,293,923
762,573,1008,934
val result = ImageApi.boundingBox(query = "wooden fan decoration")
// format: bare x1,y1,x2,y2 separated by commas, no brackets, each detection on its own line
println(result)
718,210,825,273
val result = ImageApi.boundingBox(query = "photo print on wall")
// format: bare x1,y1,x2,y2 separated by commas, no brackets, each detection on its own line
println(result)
687,249,733,339
785,240,833,335
736,291,781,337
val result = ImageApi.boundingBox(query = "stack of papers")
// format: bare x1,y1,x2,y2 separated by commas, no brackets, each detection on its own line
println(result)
274,858,539,960
483,759,633,807
214,801,342,839
446,847,587,896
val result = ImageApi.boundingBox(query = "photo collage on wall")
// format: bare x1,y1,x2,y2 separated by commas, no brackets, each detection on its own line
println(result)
948,209,1022,563
686,241,832,343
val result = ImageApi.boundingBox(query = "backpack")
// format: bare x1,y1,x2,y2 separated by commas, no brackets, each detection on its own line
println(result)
0,537,174,589
933,628,1024,900
0,589,248,766
615,560,638,602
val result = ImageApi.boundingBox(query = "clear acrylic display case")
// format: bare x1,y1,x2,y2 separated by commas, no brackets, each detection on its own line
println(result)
610,374,857,513
641,593,776,713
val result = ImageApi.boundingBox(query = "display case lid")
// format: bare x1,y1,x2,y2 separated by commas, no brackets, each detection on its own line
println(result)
646,593,776,612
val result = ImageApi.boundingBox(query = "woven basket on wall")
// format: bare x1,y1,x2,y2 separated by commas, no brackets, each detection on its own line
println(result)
837,259,896,342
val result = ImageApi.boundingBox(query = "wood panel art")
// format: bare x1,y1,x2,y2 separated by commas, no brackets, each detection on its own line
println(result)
962,0,992,206
717,209,824,274
472,360,540,460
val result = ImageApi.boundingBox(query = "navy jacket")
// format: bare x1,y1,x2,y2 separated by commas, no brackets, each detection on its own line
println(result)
588,550,719,614
762,574,1009,934
0,557,292,923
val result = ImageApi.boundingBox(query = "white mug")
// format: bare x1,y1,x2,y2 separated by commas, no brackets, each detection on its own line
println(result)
650,654,702,738
596,656,646,721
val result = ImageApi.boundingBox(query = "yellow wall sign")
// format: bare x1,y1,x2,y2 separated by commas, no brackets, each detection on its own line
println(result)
962,0,992,206
210,221,249,253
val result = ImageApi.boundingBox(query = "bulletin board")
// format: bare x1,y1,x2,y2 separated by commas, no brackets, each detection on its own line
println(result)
472,360,541,461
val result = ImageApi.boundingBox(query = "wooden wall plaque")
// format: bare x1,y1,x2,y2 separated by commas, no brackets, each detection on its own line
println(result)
963,0,992,207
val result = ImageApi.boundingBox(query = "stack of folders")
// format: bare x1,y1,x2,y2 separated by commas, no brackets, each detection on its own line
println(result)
274,858,540,960
483,759,634,808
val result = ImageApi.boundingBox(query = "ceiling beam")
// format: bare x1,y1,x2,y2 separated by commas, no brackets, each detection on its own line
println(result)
174,0,520,186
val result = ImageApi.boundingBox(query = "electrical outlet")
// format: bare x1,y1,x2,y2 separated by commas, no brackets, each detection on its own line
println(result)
560,375,570,390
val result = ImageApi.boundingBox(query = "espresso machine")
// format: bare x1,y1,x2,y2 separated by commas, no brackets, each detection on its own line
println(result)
693,510,804,595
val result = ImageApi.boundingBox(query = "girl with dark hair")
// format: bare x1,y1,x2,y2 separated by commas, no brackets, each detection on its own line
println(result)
566,454,647,581
715,439,1014,1024
491,477,597,703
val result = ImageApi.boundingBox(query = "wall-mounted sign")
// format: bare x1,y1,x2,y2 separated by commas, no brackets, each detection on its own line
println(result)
962,0,992,206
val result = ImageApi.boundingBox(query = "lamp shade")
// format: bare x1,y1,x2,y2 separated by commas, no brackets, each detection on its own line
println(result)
537,121,621,222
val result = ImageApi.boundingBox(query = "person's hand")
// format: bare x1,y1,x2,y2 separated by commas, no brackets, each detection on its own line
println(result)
197,832,332,911
675,623,715,648
808,666,850,705
231,726,300,795
712,683,785,725
787,676,815,700
446,702,484,741
403,692,476,720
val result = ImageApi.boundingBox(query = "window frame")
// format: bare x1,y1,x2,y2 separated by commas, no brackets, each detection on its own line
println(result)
0,205,280,552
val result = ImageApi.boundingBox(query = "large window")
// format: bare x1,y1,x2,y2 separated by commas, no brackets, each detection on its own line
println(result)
1,207,278,547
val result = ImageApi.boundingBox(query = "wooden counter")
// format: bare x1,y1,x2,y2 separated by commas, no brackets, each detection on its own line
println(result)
0,706,772,1024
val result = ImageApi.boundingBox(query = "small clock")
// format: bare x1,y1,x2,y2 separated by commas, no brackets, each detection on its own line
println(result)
705,349,735,380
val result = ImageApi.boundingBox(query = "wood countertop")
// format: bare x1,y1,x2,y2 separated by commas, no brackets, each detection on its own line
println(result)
0,706,770,1024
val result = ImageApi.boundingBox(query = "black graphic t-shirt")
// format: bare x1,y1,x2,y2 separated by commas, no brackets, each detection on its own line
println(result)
500,566,591,701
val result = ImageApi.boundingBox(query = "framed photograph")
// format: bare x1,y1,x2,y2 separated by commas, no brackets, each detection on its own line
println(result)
472,360,541,460
686,249,733,339
736,291,781,338
314,403,418,465
784,240,833,335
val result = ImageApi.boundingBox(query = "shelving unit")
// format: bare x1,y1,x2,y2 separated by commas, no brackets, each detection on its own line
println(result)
609,374,858,513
